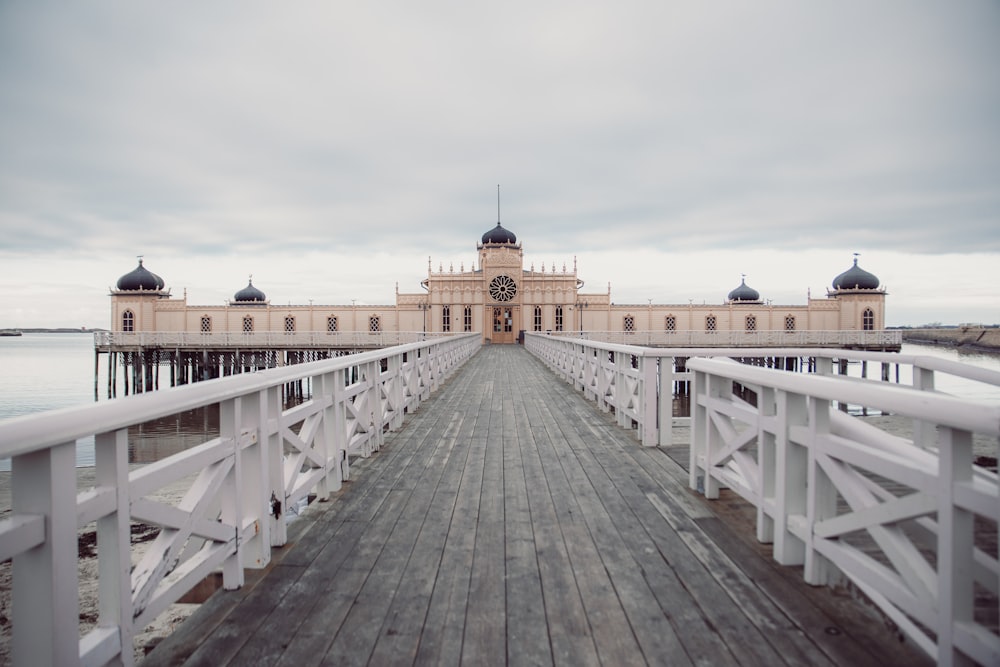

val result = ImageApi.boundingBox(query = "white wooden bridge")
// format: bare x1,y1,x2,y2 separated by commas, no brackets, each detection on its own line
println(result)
1,332,997,666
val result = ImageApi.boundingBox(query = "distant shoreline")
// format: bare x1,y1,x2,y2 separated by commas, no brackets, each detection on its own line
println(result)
0,328,106,334
902,327,1000,352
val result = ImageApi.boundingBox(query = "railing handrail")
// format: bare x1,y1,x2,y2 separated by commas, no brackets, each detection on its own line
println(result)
686,357,1000,435
1,335,477,460
527,333,1000,389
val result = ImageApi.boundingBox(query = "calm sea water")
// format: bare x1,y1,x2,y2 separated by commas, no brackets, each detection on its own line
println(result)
0,333,218,470
1,333,999,470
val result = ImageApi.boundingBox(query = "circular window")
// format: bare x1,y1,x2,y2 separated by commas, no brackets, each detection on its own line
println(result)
489,275,517,302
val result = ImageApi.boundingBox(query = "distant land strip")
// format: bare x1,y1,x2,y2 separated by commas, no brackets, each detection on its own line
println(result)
902,326,1000,352
0,328,107,334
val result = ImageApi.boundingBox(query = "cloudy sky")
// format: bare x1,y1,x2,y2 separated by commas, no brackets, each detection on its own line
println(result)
1,1,997,329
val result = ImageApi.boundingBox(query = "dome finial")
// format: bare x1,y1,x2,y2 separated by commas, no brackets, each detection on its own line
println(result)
117,256,165,291
833,254,880,290
497,184,501,225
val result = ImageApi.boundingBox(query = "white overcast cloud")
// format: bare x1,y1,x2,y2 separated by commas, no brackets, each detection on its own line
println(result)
0,1,998,328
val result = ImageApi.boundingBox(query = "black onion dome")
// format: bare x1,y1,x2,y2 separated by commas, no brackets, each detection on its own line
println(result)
727,277,761,302
833,257,880,290
481,222,517,245
116,258,165,291
233,279,267,302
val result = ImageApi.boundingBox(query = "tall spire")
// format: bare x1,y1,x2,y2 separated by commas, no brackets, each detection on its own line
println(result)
497,184,501,225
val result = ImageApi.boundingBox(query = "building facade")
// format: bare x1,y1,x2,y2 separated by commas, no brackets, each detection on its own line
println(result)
110,222,887,345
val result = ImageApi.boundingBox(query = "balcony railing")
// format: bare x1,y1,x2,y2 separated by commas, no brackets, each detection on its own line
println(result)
549,329,902,348
94,330,450,349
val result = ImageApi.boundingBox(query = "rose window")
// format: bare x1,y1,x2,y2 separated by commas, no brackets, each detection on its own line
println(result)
489,275,517,302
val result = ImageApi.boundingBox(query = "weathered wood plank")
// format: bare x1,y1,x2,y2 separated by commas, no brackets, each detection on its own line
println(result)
503,379,553,667
413,360,491,666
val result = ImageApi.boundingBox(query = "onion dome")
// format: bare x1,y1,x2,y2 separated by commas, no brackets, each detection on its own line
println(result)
116,258,165,291
233,278,267,303
832,256,880,290
481,222,517,245
727,276,761,303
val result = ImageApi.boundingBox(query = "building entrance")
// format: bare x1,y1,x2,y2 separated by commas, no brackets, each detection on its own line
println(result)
491,306,517,344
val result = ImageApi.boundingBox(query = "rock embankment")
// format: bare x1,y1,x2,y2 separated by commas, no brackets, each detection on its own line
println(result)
902,326,1000,352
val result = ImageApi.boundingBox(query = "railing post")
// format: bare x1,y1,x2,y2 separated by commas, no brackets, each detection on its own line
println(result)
333,368,352,480
241,391,270,569
311,371,339,502
689,368,706,492
658,356,674,447
387,354,405,431
804,397,836,585
12,442,78,667
263,385,287,547
95,429,132,666
367,359,384,453
937,426,975,666
774,390,807,566
614,352,627,429
640,356,657,447
756,386,776,544
218,398,245,589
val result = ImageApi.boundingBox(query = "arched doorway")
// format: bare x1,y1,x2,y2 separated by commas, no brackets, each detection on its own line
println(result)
491,306,518,343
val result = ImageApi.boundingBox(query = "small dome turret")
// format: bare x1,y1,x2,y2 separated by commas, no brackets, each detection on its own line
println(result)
727,276,761,303
832,256,880,291
481,222,517,245
233,278,267,303
116,258,165,291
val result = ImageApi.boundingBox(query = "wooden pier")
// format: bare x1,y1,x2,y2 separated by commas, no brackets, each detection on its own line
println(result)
143,345,928,667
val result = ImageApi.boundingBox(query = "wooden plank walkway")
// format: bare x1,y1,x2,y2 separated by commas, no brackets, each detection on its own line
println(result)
144,345,930,666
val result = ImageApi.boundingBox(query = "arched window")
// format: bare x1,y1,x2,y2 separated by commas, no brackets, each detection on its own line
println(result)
284,316,296,333
200,315,212,333
623,315,635,333
243,316,254,333
745,315,756,332
122,310,134,332
862,308,875,331
555,306,564,331
464,306,472,332
665,315,676,332
369,315,381,332
442,305,451,332
327,315,338,333
533,306,542,331
784,315,796,331
705,315,717,333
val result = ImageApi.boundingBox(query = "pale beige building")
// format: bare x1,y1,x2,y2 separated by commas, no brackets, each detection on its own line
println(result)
109,221,887,345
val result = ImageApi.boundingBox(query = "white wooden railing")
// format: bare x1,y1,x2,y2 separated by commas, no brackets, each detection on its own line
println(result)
688,358,1000,666
525,332,1000,449
0,334,479,667
524,332,1000,666
94,330,447,349
550,329,903,348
